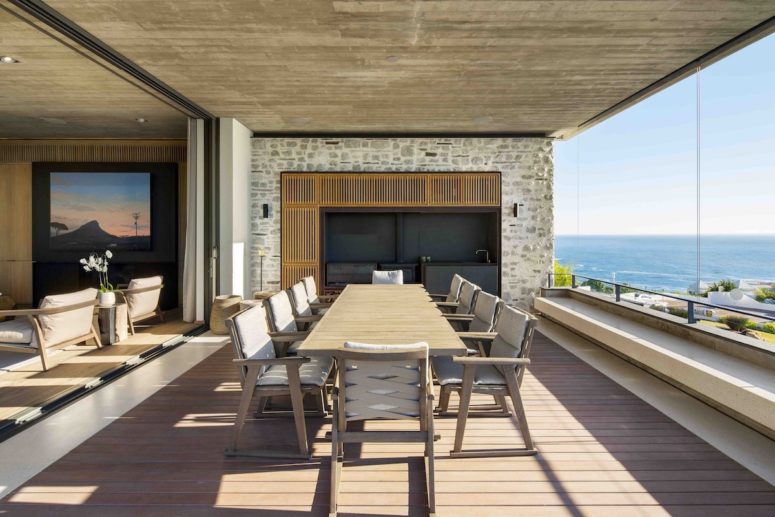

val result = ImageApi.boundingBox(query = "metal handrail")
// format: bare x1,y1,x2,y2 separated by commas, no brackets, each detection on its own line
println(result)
547,272,775,324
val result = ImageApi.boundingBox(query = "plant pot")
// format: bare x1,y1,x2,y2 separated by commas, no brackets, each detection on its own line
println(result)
99,291,116,307
210,295,243,335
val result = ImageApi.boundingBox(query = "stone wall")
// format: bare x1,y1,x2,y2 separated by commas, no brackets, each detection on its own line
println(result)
250,137,554,306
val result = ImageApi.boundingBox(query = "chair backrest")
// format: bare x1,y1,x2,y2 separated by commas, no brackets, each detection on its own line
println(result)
455,281,481,314
372,270,404,285
469,291,500,332
289,282,312,317
490,305,537,383
446,274,465,302
225,304,276,384
37,288,98,346
338,342,429,422
266,290,298,332
302,276,318,304
125,276,163,318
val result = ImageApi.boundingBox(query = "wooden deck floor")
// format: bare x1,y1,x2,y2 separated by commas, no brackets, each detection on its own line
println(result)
1,333,773,516
0,318,200,428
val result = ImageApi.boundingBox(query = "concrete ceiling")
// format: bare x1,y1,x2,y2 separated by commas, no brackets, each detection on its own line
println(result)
2,1,774,138
0,5,187,138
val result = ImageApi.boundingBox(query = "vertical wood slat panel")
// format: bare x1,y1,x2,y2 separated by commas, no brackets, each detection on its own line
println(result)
280,172,500,289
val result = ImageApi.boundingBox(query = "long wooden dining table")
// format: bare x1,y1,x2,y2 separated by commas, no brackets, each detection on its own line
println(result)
295,284,468,357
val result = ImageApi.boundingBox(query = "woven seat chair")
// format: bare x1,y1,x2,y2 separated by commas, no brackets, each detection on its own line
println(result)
432,304,537,458
330,342,437,516
225,304,333,458
371,269,404,284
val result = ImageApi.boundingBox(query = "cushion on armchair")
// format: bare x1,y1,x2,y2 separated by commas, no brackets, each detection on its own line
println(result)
38,288,97,347
126,276,163,318
0,318,36,347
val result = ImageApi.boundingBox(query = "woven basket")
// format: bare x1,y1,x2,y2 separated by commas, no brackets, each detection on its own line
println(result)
210,295,243,335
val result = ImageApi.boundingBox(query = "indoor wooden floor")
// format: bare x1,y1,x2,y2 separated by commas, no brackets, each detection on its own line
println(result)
0,318,200,428
1,333,773,516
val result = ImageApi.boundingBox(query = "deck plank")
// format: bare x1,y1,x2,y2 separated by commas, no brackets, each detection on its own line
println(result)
1,332,773,515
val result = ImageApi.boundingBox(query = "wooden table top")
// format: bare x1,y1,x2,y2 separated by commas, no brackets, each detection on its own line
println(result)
296,284,467,357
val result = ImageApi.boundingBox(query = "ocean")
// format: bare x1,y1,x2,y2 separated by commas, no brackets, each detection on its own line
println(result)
554,235,775,293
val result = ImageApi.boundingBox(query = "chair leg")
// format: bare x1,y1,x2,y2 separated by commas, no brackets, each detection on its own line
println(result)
227,367,260,453
425,403,437,515
452,365,475,454
253,396,268,416
330,395,342,516
495,394,511,415
438,386,451,413
128,318,136,335
505,371,535,452
91,324,103,349
315,388,328,417
38,345,49,372
286,367,310,457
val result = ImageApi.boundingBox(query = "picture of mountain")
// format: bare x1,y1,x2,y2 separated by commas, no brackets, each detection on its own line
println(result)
50,172,151,251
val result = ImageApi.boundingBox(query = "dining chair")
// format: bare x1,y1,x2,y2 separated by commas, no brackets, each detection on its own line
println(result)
330,342,437,516
294,279,331,315
432,304,537,457
302,275,338,306
429,273,465,303
0,288,101,371
266,290,321,353
444,291,501,355
115,275,164,334
371,269,404,284
225,304,333,458
437,280,480,315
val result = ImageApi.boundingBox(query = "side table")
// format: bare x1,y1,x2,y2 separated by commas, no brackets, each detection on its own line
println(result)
97,302,129,345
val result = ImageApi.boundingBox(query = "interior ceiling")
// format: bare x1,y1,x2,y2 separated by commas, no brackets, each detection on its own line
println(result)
0,6,187,138
2,1,774,138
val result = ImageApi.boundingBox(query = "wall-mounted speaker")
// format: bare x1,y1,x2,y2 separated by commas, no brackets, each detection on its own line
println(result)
262,203,270,218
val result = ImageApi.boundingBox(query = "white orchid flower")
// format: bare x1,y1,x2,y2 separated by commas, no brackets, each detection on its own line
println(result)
79,258,87,265
105,250,113,259
83,265,90,272
88,256,96,268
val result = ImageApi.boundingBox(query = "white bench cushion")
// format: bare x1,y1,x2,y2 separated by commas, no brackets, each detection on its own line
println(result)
0,318,36,346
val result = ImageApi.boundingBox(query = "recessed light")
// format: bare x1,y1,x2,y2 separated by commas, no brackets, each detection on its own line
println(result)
287,116,310,126
473,115,493,124
135,117,147,123
0,56,19,64
386,55,400,63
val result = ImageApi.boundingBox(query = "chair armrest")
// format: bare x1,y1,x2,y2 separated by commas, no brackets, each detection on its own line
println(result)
295,315,322,323
428,293,447,300
456,331,497,342
310,302,332,309
0,299,97,317
233,356,310,366
317,294,338,302
116,284,164,295
435,301,459,309
452,356,530,366
444,314,474,321
269,331,309,342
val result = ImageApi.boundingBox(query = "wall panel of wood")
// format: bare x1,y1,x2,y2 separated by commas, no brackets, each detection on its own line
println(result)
281,172,500,289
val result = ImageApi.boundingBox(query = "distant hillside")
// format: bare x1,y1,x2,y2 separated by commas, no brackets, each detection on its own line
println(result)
51,220,150,251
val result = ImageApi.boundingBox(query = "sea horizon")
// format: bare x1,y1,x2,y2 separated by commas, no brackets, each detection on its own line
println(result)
554,234,775,293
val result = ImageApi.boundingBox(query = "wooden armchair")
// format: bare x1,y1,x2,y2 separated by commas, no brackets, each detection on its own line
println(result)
429,273,464,302
225,304,333,458
115,276,164,334
289,281,329,318
0,288,101,371
432,305,537,458
330,342,437,516
444,291,501,355
266,290,321,353
436,280,480,314
302,276,337,309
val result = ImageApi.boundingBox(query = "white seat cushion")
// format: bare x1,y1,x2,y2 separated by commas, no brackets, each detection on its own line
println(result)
431,355,506,386
38,288,97,347
290,282,312,316
126,276,163,318
257,356,334,387
0,318,36,346
267,291,297,332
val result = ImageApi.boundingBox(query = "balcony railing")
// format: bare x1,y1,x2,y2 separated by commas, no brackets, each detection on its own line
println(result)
547,273,775,326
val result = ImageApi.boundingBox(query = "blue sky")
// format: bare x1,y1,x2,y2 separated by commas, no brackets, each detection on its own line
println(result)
554,33,775,236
